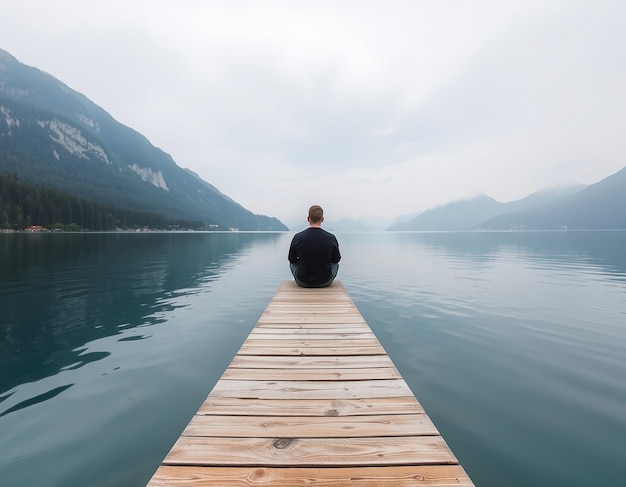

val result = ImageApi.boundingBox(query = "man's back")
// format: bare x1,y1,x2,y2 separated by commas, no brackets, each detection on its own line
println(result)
288,225,341,287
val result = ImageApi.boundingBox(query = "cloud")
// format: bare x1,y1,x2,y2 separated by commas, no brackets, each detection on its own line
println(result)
1,0,625,222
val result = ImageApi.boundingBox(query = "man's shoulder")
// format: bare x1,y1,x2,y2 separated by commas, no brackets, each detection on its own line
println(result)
292,228,309,238
294,227,337,239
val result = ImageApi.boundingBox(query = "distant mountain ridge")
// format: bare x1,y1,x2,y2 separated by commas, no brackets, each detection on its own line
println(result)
387,179,624,231
480,168,626,230
389,194,503,231
0,48,286,230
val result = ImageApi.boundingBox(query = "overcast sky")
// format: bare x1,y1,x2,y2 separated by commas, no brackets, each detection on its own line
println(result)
2,0,625,225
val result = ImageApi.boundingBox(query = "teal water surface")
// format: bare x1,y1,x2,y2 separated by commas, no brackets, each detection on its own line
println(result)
1,231,625,486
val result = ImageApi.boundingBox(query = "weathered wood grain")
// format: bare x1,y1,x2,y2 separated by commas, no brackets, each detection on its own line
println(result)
253,321,368,329
240,338,381,348
249,332,376,340
150,465,474,487
236,345,386,356
209,378,414,399
145,280,475,486
163,436,458,467
227,354,395,369
250,325,373,338
182,413,438,438
221,367,401,381
196,396,425,416
148,465,474,486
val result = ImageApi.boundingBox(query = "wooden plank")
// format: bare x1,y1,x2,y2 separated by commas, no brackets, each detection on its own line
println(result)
240,338,382,348
221,367,402,381
182,414,438,438
262,310,358,315
163,436,458,467
262,304,358,310
145,280,475,486
256,316,368,324
227,355,396,369
237,345,386,356
254,321,367,328
248,332,376,340
209,379,414,399
148,465,474,486
250,326,371,334
196,397,425,416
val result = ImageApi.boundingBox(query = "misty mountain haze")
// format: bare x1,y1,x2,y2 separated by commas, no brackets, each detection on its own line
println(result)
479,167,626,230
1,47,623,233
388,177,624,231
389,194,503,231
0,48,286,230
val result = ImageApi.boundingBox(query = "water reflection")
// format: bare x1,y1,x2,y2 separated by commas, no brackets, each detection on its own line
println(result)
2,231,625,487
387,230,626,278
337,231,626,487
0,232,281,399
0,384,73,418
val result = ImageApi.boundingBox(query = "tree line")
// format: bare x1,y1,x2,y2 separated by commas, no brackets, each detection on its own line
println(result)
0,172,204,231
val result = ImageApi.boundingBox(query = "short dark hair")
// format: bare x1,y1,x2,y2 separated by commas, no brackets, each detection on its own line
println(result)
308,205,324,223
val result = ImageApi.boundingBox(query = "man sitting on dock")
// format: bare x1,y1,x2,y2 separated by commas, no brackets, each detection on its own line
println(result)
288,205,341,288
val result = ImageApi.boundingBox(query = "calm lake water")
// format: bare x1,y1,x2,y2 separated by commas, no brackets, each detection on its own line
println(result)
1,231,626,486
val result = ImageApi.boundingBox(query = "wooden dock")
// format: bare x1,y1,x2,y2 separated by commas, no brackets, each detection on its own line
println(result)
146,280,475,486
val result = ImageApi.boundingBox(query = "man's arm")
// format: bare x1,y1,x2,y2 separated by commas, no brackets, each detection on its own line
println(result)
331,238,341,263
288,237,299,263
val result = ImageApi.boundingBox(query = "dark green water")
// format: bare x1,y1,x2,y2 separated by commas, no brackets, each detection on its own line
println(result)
1,231,626,486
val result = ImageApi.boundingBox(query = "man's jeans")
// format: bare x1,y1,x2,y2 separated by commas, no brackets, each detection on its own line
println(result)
290,263,339,288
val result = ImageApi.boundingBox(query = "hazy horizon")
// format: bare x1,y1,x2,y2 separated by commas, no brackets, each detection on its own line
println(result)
2,1,625,223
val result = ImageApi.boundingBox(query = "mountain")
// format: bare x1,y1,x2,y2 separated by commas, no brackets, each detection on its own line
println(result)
325,217,391,232
0,48,287,231
388,194,504,231
388,185,588,231
495,185,585,215
479,168,626,230
388,211,423,228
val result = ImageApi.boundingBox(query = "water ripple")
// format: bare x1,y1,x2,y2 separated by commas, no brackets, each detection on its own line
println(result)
0,384,73,418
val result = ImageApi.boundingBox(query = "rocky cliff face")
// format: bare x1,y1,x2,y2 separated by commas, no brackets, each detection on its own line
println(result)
0,48,286,231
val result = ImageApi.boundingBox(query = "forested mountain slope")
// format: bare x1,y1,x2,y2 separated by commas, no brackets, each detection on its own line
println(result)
0,48,286,230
